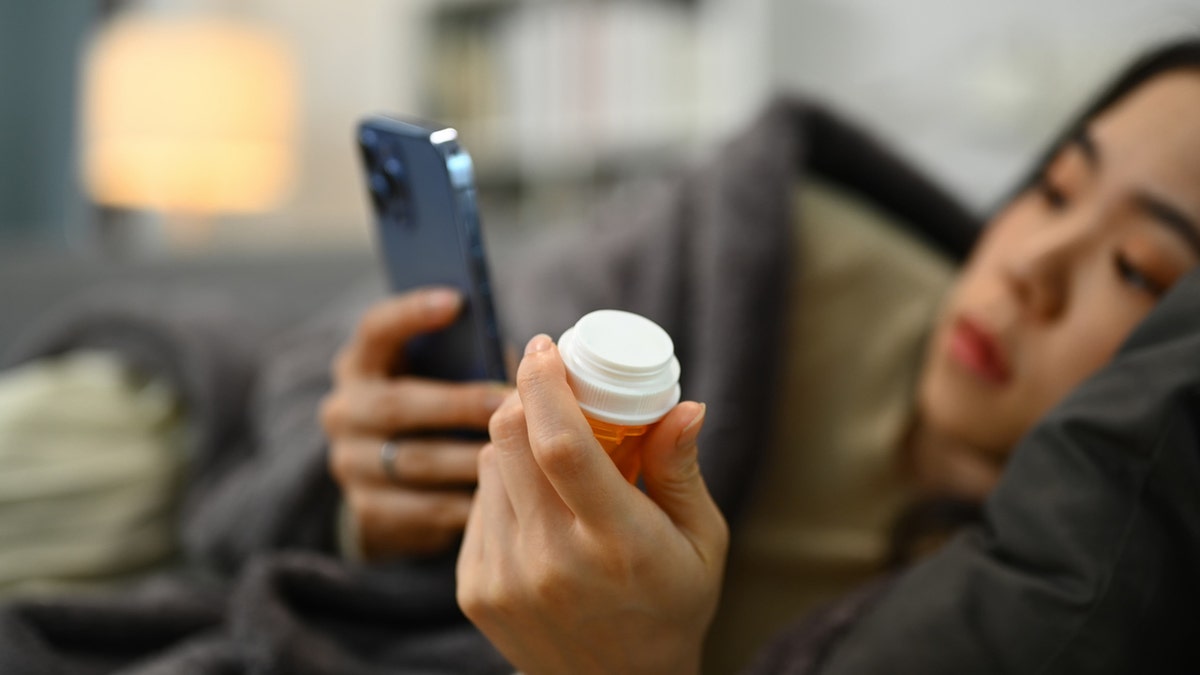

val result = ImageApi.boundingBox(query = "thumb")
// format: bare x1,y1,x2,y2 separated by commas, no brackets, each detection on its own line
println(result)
640,402,724,545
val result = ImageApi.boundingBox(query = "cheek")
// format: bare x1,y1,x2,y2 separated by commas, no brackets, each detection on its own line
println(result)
916,250,1153,456
1025,289,1151,402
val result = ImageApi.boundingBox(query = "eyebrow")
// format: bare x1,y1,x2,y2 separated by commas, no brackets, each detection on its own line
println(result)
1137,193,1200,258
1070,128,1200,259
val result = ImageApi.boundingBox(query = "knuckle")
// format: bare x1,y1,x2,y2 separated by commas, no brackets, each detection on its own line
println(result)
459,572,513,624
318,393,344,434
366,388,404,429
536,431,590,477
483,575,519,616
327,442,354,483
393,443,434,483
331,346,355,381
526,556,571,606
487,402,525,442
355,306,392,344
477,443,499,476
486,412,503,442
456,582,483,620
579,531,636,578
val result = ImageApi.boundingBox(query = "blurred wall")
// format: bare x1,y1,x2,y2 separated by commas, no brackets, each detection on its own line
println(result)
0,2,95,245
4,0,1200,255
760,0,1200,210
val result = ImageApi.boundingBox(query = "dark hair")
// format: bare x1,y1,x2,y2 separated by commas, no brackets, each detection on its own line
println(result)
1004,39,1200,204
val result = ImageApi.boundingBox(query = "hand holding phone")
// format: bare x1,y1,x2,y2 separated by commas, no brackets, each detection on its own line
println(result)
357,116,506,383
320,117,512,561
322,289,510,560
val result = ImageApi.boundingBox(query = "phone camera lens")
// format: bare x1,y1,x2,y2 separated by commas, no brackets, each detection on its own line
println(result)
369,172,389,211
358,129,382,171
382,157,406,193
380,157,412,225
370,172,389,195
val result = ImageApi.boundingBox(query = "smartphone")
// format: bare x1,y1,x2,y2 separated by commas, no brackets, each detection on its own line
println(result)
357,115,507,383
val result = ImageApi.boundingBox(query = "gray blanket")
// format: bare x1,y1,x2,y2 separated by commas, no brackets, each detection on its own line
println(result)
0,97,975,674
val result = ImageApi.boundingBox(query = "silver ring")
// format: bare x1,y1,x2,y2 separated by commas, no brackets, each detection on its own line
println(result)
379,440,400,483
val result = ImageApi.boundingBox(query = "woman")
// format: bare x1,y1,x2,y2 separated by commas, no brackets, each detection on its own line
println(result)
322,42,1200,673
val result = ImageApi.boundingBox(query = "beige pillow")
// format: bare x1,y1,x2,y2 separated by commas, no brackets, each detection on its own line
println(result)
704,178,957,674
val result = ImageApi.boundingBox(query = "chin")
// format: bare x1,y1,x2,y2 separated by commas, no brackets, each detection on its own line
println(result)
916,361,1019,457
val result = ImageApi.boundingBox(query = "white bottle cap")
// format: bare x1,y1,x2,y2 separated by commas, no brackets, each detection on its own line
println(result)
557,309,681,426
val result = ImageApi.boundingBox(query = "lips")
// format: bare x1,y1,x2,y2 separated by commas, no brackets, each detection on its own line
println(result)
947,317,1012,385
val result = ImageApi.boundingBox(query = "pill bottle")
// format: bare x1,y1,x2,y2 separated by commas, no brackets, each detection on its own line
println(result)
557,310,681,479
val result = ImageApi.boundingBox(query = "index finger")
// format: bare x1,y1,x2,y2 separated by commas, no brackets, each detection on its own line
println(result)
341,287,462,378
516,334,631,526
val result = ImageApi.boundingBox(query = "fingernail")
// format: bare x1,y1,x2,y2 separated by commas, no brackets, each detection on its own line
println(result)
678,403,706,448
525,334,553,355
426,288,461,311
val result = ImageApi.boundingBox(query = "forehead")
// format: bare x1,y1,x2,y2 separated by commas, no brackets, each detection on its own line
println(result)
1089,69,1200,195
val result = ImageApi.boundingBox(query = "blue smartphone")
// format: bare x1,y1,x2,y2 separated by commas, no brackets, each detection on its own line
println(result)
357,116,507,383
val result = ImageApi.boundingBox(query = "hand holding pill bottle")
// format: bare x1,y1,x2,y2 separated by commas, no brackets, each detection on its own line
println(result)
557,309,681,482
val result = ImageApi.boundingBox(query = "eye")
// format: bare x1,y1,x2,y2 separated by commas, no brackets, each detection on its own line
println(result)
1114,253,1166,297
1037,174,1069,210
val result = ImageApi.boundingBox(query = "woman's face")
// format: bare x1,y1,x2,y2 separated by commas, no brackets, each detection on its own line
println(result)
918,69,1200,463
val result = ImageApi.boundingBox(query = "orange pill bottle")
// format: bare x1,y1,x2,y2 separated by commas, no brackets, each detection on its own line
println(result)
557,310,681,482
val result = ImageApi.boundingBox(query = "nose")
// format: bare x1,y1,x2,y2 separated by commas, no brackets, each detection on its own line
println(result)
1002,223,1082,321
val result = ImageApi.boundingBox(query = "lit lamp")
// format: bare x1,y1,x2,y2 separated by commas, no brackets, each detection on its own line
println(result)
82,16,298,245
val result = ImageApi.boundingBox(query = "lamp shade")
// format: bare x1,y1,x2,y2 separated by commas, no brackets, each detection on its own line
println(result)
82,17,297,214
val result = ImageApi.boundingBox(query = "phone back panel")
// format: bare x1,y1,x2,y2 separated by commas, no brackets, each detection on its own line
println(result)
358,116,506,382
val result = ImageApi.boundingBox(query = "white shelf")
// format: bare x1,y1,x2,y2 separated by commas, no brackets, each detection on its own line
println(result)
419,0,724,187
